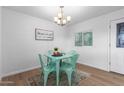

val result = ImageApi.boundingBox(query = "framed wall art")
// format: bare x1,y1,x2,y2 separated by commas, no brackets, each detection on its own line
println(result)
83,32,93,46
75,32,82,46
35,28,54,40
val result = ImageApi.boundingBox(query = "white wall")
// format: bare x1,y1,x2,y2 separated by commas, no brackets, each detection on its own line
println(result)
67,8,124,71
2,8,67,77
2,7,124,77
0,7,2,80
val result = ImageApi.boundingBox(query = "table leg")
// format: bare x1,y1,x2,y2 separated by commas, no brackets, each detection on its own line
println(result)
56,60,60,86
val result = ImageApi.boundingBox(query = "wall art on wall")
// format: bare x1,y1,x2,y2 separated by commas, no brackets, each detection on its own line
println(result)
35,28,54,40
83,32,93,46
75,32,82,46
116,22,124,47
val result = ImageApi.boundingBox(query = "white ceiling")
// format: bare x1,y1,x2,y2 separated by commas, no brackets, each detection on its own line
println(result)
3,6,124,26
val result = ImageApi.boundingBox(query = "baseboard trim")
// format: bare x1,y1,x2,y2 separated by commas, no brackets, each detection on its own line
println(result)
2,60,109,78
2,65,41,78
77,60,109,72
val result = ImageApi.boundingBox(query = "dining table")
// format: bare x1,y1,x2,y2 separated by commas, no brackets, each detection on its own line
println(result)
45,53,71,86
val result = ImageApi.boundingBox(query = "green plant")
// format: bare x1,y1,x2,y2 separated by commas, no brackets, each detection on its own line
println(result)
54,47,58,51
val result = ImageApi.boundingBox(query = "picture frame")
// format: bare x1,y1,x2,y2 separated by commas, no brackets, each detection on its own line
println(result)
35,28,54,40
83,32,93,46
74,31,93,47
75,32,83,46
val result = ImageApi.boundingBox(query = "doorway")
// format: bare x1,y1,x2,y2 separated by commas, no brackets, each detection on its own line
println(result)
110,18,124,74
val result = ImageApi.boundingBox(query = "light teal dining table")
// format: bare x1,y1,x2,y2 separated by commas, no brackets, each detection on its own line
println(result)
45,53,71,86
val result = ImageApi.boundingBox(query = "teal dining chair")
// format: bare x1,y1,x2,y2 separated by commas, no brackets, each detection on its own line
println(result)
38,54,56,86
47,50,56,66
62,50,77,65
67,50,77,55
48,50,54,55
60,54,79,86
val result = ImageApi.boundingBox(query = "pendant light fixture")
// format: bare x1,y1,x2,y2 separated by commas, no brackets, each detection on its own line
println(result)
54,6,71,26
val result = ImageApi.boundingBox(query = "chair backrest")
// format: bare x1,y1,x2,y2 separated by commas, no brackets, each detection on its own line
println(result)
48,50,54,55
38,54,44,69
38,54,48,70
70,54,79,69
67,50,77,55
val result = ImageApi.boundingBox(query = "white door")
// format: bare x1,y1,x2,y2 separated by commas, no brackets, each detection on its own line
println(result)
110,18,124,74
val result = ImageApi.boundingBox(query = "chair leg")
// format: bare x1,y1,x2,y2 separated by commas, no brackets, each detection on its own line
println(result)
44,72,49,86
73,69,77,75
67,71,73,86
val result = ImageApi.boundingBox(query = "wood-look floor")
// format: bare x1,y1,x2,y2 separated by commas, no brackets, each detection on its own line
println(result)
77,64,124,85
2,63,124,86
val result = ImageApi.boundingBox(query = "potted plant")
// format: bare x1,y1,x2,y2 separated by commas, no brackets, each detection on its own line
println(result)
53,47,60,56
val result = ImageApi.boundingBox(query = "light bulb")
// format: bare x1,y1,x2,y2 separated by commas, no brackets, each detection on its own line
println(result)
58,13,62,18
57,20,61,25
62,19,67,24
67,16,71,22
54,17,58,22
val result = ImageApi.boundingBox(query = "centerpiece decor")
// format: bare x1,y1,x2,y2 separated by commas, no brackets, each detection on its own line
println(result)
53,47,61,56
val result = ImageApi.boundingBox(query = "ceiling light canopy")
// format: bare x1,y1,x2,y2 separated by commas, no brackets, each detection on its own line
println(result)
54,6,71,26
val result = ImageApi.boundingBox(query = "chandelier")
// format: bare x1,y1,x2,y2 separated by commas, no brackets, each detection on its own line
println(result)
54,6,71,26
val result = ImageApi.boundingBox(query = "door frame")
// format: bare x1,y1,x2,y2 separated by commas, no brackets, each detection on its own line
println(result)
109,17,124,72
